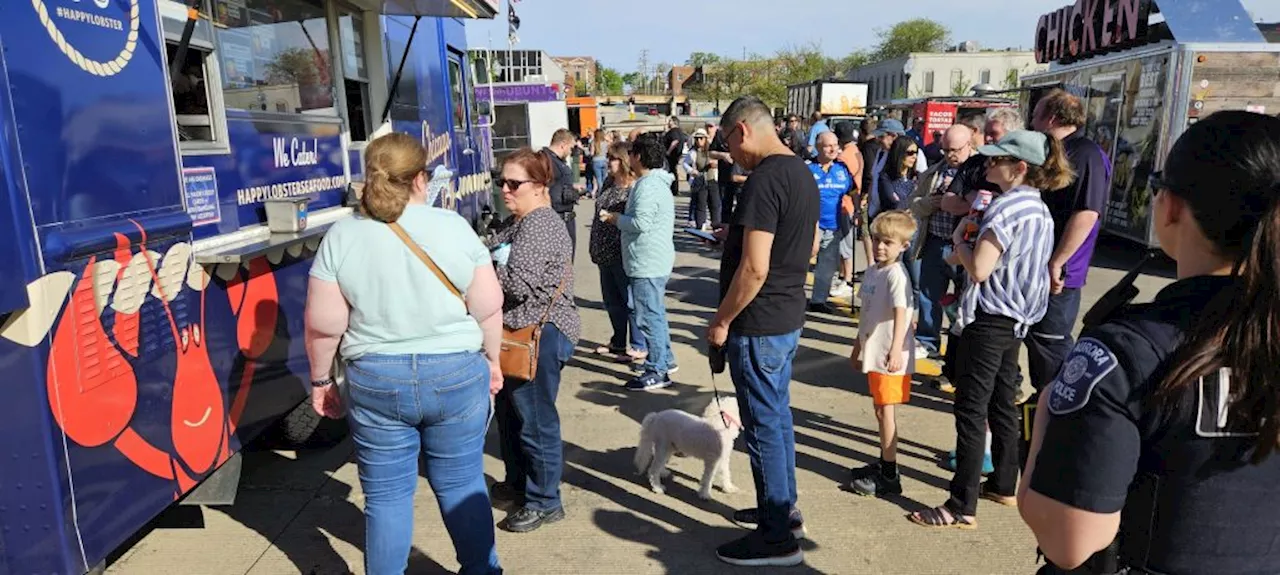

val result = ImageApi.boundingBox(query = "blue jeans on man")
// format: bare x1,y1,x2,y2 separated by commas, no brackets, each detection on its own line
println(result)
631,276,674,376
495,323,575,513
598,262,646,354
726,329,802,543
916,235,962,353
810,228,842,305
346,352,502,575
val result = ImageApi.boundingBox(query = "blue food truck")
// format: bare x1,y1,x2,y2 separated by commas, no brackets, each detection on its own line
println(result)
0,0,496,572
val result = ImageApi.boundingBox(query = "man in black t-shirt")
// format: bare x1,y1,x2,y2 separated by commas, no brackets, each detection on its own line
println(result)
662,117,685,195
708,96,819,569
709,124,738,223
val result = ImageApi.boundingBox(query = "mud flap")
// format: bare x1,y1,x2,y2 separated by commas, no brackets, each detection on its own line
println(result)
178,451,241,506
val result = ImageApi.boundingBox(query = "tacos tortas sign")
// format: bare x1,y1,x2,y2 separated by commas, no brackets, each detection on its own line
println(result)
1035,0,1152,64
31,0,141,76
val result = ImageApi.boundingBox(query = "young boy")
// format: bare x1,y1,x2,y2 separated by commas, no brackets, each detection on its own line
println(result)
848,211,918,497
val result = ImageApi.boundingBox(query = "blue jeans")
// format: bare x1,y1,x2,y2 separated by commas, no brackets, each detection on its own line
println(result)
598,263,646,353
592,157,608,194
905,231,922,302
726,329,801,544
494,323,574,511
917,235,961,352
631,276,673,376
346,352,501,575
810,228,842,305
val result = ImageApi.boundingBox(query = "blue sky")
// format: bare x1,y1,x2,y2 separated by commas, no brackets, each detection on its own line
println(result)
465,0,1280,72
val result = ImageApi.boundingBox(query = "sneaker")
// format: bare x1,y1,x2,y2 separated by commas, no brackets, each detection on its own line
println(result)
942,451,994,474
913,342,933,359
489,481,525,504
501,506,565,533
716,531,804,567
848,461,879,480
848,469,903,497
731,507,807,540
933,375,956,394
829,283,854,299
630,362,678,374
625,371,672,392
807,302,840,315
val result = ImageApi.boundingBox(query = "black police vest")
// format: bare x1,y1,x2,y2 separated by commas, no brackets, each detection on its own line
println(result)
1106,288,1280,574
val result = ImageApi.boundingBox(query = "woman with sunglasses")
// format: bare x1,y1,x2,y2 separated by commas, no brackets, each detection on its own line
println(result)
487,148,580,534
1020,111,1280,574
588,141,647,364
909,129,1073,530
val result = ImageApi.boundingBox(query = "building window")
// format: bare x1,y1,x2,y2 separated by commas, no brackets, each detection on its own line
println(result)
213,0,336,116
386,30,422,122
980,69,992,85
951,69,964,94
923,70,935,94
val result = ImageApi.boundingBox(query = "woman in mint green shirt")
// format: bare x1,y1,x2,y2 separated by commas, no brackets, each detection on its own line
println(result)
304,133,504,575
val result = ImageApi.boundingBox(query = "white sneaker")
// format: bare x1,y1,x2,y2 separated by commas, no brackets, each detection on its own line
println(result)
829,284,854,299
914,343,932,359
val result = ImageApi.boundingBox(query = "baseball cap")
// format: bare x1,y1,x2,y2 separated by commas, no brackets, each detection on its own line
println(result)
977,130,1050,166
873,118,906,136
693,128,708,139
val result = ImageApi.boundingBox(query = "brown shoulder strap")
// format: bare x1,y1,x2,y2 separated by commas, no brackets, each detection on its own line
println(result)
388,222,464,303
538,263,571,325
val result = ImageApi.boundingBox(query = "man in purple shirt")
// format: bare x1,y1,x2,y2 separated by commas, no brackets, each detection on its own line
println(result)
1027,89,1112,391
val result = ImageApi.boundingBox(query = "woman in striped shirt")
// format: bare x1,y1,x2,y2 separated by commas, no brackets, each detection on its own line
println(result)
909,130,1074,530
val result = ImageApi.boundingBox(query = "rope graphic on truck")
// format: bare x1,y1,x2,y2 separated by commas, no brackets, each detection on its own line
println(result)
31,0,140,77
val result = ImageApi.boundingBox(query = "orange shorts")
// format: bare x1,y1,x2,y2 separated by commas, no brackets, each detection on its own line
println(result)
869,372,912,406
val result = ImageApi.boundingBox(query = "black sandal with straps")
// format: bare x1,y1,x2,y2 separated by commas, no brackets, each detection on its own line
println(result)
907,505,977,530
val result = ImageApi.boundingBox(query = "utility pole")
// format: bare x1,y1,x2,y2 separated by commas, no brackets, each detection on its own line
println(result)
638,49,649,96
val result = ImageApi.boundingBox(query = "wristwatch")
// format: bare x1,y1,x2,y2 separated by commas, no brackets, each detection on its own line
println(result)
311,377,335,388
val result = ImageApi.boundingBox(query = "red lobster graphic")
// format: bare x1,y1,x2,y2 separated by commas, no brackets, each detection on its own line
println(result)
46,223,279,497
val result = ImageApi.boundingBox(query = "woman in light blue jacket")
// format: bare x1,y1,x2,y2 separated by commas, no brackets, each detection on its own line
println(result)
600,133,676,392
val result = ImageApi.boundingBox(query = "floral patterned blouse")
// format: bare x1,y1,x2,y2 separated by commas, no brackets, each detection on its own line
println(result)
588,176,633,267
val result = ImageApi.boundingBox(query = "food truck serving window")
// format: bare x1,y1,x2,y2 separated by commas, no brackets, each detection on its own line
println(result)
212,0,337,117
160,0,231,153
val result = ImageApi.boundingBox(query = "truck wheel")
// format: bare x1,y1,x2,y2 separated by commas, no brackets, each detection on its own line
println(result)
275,400,349,449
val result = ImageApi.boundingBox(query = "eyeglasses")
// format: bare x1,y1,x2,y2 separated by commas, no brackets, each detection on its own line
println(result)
906,148,919,155
498,178,535,191
1148,170,1169,193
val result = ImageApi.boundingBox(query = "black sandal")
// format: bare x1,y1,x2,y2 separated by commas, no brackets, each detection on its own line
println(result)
907,505,977,530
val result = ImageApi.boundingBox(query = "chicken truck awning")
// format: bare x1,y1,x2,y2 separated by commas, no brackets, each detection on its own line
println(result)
1154,0,1264,44
371,0,498,18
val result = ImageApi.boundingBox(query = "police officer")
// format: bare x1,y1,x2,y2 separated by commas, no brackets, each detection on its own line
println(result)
1018,110,1280,574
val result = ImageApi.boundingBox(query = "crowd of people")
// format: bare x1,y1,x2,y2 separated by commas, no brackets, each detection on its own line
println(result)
300,90,1280,574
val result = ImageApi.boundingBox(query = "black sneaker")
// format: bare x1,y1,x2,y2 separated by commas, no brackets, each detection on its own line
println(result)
849,470,903,497
716,530,804,567
625,371,672,392
807,302,840,315
730,507,806,540
501,506,565,533
848,461,880,480
489,481,525,504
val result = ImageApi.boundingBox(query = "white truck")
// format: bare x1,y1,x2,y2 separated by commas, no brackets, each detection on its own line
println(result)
786,80,870,121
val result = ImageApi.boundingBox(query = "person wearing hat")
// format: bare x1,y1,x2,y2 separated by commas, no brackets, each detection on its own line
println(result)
682,128,722,230
864,118,907,228
908,130,1074,530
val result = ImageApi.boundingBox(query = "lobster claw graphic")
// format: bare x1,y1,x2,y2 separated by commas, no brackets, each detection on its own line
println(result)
44,224,281,498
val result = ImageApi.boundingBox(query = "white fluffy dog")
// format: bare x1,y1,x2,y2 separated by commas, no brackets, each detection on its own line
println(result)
634,397,742,500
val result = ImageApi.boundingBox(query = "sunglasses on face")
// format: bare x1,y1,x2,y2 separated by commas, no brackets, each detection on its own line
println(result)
906,148,919,155
499,178,535,191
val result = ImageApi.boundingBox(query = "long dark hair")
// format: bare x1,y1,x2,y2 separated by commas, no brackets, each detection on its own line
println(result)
886,136,917,180
1155,111,1280,462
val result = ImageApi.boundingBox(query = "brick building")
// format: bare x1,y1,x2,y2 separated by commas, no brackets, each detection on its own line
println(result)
551,56,597,95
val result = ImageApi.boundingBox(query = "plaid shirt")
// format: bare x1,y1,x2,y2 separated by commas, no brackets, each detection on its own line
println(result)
927,166,959,239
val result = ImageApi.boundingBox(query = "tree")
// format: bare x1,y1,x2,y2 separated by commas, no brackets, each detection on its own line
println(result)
621,72,642,92
265,47,323,87
951,71,972,96
873,18,951,60
597,66,624,95
840,49,873,74
687,52,722,69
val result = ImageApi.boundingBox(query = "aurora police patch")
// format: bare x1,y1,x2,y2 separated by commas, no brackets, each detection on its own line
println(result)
1047,337,1118,415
